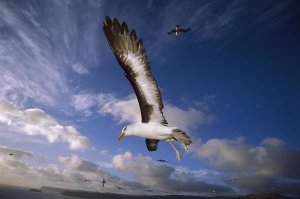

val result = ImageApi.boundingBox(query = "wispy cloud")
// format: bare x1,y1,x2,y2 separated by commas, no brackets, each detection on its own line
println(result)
104,0,294,57
0,99,90,150
0,0,103,109
99,149,109,156
162,0,293,40
72,63,89,75
0,145,34,160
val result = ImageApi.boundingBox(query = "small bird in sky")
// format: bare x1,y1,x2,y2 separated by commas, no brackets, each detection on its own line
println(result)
103,16,192,161
115,185,125,190
157,159,168,163
225,178,239,182
9,153,13,156
78,178,90,182
101,178,106,188
167,25,191,35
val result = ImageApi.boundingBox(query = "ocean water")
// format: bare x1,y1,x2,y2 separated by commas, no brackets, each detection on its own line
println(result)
0,185,80,199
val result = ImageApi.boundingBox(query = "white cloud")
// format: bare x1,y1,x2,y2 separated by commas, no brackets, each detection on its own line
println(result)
72,63,89,75
164,104,214,131
59,155,99,173
72,93,214,132
0,99,90,150
72,94,98,117
191,137,300,195
100,95,214,131
99,149,109,156
111,151,232,195
71,93,114,117
0,146,131,192
0,145,33,160
194,137,300,178
0,146,68,188
99,95,141,124
58,154,148,193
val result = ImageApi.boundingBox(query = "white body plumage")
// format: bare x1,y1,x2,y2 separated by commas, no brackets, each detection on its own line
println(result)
125,122,174,140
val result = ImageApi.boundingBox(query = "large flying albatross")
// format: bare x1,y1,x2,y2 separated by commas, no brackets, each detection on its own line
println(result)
103,16,192,160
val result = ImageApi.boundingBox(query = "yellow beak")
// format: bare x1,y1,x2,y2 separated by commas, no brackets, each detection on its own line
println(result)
118,131,126,141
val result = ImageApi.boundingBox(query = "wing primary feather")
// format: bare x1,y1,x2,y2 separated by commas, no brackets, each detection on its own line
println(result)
130,29,137,41
113,18,121,35
121,22,129,34
105,16,112,28
137,39,143,53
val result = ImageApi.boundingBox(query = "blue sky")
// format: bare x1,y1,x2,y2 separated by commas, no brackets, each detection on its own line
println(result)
0,0,299,196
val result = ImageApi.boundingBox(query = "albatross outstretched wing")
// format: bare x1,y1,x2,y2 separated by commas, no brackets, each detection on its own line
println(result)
103,16,167,150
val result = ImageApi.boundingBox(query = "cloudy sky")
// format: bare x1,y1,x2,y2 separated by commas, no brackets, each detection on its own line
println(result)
0,0,299,196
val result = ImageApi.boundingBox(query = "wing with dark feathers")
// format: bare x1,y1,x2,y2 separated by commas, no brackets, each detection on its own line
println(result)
180,28,191,33
167,29,176,35
103,16,167,151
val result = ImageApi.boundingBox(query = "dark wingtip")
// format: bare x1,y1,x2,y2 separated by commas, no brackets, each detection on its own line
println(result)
121,22,129,34
130,29,137,41
104,16,112,28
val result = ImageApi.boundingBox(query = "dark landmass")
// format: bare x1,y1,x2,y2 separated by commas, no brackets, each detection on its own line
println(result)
29,188,41,192
237,193,290,199
62,189,291,199
40,186,66,193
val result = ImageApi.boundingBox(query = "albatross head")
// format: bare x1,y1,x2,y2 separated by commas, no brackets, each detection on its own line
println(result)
118,126,127,141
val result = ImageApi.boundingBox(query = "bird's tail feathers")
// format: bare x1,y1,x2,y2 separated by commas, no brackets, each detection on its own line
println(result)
171,129,192,154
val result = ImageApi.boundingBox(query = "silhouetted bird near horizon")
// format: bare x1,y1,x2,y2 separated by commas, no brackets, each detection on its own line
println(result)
168,25,191,35
157,159,168,163
225,178,239,182
101,178,106,187
115,185,125,190
78,178,90,182
9,153,13,156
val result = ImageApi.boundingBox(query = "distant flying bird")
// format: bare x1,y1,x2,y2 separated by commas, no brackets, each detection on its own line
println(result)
167,25,191,35
9,153,13,156
157,159,168,163
103,16,192,161
225,178,239,182
146,189,153,192
115,185,125,190
101,178,106,187
78,178,90,182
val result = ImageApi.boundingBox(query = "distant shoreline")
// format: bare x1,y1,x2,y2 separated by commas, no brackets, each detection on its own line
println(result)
0,184,294,199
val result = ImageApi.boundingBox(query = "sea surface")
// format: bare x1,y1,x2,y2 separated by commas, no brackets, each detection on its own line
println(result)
0,184,293,199
0,185,80,199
